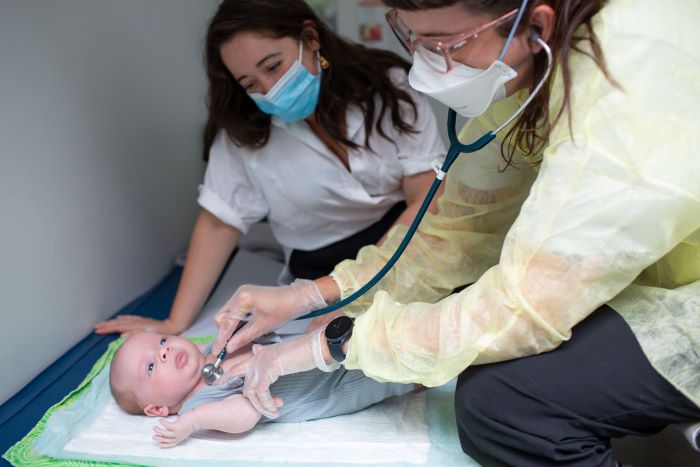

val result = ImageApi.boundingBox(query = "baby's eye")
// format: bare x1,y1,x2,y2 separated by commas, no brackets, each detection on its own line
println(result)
147,362,154,375
267,62,281,73
159,337,167,346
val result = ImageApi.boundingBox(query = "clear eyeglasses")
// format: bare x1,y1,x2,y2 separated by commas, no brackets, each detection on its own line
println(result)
385,8,519,73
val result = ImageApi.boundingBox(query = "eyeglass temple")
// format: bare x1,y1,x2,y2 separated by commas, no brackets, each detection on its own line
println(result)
385,10,413,52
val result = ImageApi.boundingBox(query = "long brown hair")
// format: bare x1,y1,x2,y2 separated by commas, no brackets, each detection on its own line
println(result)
203,0,418,160
382,0,615,165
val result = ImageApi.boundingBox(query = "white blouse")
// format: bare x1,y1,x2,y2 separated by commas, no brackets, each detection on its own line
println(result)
198,69,445,253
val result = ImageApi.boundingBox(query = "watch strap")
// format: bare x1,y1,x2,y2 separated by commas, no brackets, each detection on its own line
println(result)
312,328,341,372
325,317,353,364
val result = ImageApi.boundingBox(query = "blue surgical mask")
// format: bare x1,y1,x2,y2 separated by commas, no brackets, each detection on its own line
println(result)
249,41,321,122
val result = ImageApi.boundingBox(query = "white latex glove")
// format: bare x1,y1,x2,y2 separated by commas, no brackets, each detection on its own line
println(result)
213,279,327,355
152,412,198,448
242,333,320,419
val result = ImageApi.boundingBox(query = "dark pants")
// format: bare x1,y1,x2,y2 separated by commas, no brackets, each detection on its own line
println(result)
455,306,700,466
289,202,405,280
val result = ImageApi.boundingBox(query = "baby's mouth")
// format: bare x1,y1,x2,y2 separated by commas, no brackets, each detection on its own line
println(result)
175,350,188,369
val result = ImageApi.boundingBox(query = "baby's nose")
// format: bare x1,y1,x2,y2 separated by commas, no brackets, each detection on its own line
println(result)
160,346,170,361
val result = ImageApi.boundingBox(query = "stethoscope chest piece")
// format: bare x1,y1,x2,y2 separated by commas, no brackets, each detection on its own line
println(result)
201,362,224,386
201,320,248,386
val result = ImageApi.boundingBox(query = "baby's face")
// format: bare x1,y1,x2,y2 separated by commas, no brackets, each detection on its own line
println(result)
113,332,206,411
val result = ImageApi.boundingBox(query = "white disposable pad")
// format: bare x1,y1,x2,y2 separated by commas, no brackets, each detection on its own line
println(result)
37,367,430,466
36,248,472,466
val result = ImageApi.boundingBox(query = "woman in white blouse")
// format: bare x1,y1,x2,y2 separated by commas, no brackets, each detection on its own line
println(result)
95,0,444,337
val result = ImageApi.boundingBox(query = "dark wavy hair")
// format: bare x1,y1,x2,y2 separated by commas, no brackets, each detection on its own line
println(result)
382,0,616,165
203,0,419,160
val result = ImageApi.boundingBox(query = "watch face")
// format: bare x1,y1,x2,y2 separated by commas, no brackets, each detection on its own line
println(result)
325,316,353,340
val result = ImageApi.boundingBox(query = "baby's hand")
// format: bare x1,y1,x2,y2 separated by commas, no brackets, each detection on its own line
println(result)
152,413,198,448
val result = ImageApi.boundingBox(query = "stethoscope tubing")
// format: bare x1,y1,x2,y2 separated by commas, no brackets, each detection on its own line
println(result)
298,109,495,320
296,1,548,320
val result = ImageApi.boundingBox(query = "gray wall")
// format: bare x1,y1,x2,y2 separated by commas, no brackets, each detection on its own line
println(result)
0,0,219,404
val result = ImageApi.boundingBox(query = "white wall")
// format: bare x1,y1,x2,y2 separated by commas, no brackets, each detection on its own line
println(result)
0,0,219,404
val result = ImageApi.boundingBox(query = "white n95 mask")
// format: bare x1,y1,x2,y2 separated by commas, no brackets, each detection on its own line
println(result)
408,51,517,118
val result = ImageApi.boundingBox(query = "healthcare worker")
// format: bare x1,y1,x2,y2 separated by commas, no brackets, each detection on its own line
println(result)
94,0,445,337
213,0,700,465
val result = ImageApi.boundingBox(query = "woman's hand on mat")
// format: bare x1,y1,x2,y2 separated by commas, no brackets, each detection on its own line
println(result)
153,413,198,448
94,315,183,338
213,279,327,355
243,334,317,418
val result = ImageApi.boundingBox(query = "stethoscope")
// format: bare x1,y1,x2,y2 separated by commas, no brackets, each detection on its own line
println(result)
299,33,552,320
202,320,247,385
202,3,552,386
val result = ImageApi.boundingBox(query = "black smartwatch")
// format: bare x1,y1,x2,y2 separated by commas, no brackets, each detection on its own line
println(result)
324,316,354,364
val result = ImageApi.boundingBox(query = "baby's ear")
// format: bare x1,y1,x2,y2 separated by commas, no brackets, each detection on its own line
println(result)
143,404,170,417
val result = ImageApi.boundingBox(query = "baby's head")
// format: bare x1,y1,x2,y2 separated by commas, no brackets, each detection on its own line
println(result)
109,332,205,416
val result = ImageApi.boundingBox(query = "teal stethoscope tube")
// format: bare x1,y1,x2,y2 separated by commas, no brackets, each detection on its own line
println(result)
209,1,540,368
299,109,495,319
209,109,497,367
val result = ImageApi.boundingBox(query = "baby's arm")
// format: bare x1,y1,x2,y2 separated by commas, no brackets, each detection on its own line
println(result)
190,394,262,433
153,394,262,448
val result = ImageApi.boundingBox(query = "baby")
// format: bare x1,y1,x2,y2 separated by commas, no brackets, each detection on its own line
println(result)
109,332,413,448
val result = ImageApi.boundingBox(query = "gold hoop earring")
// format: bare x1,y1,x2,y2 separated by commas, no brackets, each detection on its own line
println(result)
319,55,330,70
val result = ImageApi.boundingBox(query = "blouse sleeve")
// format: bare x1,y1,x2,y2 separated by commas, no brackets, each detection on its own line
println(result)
197,131,268,234
387,68,446,176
